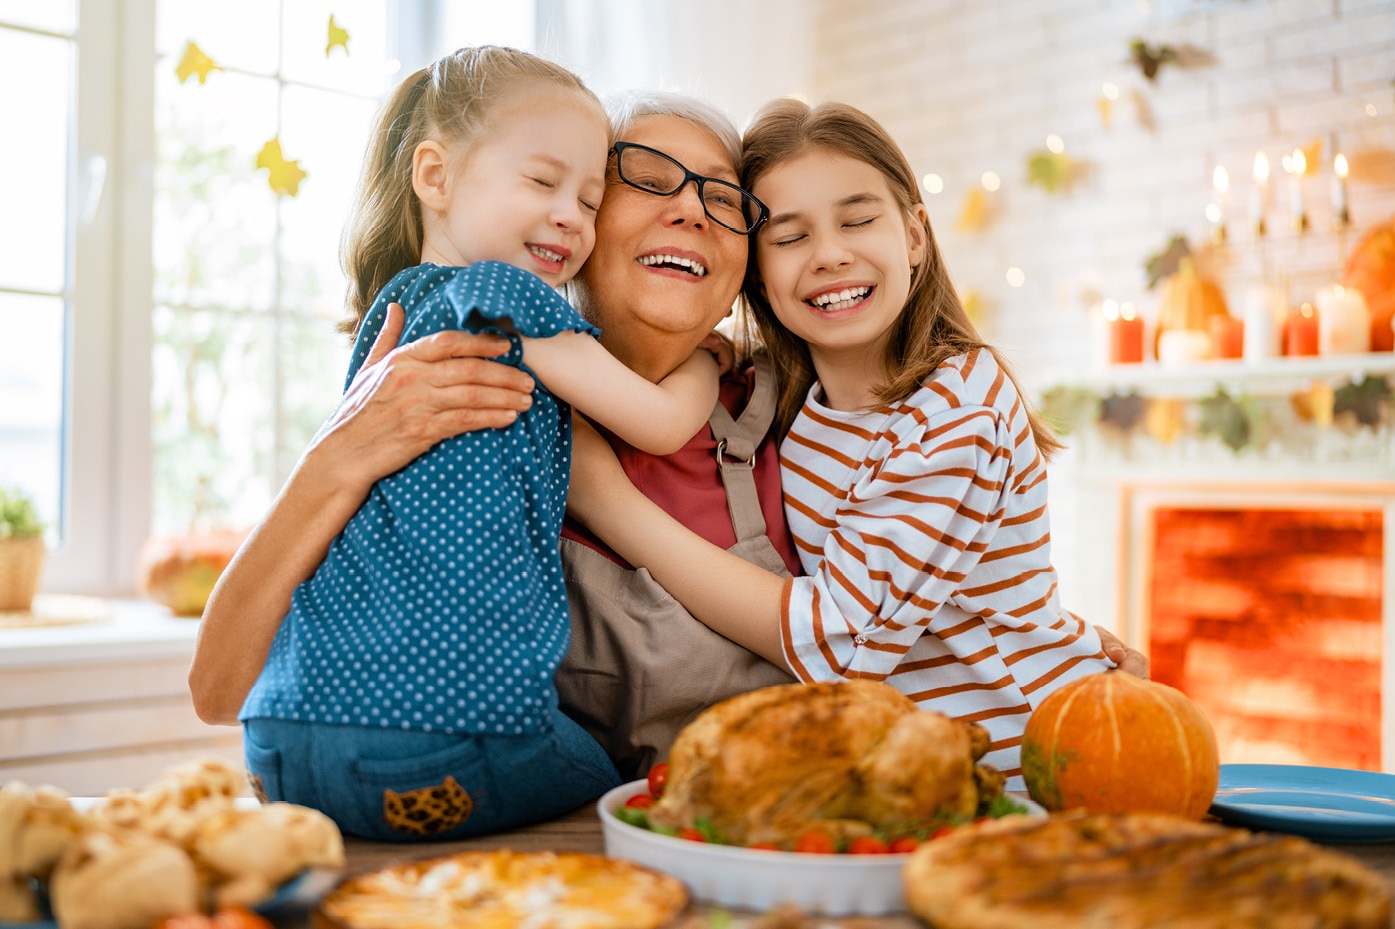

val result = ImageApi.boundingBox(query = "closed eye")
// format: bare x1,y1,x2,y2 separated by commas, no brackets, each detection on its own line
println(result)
771,234,806,248
580,198,600,213
531,177,556,189
845,217,876,229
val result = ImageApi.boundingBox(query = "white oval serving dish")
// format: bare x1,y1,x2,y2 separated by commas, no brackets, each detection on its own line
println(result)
598,779,1042,916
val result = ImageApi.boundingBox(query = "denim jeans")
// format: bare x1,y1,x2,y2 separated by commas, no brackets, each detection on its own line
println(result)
242,706,620,842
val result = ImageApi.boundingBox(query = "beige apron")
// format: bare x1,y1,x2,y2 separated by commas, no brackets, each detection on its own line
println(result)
557,354,796,780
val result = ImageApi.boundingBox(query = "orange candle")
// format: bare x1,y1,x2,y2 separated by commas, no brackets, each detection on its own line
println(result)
1283,303,1319,356
1209,315,1244,359
1106,302,1145,364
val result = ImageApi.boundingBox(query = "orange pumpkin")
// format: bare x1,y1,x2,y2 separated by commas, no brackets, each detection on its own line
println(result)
138,530,247,616
1153,258,1231,360
1342,219,1395,352
1021,670,1219,821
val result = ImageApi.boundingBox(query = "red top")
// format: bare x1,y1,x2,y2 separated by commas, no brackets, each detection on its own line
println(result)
561,364,801,576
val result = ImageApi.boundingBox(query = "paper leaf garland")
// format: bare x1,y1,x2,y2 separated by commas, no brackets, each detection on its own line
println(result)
1041,387,1098,437
1026,150,1077,194
1144,397,1186,444
1198,389,1253,452
175,41,221,84
326,14,350,57
1291,381,1335,426
1129,39,1178,81
255,139,307,197
1099,392,1145,432
1333,375,1391,427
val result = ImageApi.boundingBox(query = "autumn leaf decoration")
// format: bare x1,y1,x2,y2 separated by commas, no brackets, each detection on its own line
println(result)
1144,235,1192,290
1025,150,1078,195
1129,39,1179,81
1099,392,1146,432
326,14,350,57
1333,375,1392,427
1198,389,1255,452
175,41,221,84
255,139,308,197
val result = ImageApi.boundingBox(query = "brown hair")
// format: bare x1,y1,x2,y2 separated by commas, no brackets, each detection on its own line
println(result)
739,98,1061,457
337,46,602,337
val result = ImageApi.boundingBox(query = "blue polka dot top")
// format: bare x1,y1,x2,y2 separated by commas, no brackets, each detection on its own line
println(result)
241,261,600,735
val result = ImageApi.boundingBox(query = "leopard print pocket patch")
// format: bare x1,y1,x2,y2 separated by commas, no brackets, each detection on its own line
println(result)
383,775,473,836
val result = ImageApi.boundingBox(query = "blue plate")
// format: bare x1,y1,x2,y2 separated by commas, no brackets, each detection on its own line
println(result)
1209,763,1395,843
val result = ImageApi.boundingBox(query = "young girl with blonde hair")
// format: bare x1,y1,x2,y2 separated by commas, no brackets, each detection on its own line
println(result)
567,99,1114,782
234,47,732,839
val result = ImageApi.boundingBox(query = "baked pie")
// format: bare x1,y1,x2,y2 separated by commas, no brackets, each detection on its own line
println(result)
315,850,688,929
904,809,1391,929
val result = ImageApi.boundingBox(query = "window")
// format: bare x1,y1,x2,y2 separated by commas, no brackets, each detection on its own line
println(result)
0,0,540,594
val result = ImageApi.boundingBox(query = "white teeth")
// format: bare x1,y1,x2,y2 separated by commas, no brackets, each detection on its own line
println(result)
639,254,708,277
529,245,564,263
811,287,870,310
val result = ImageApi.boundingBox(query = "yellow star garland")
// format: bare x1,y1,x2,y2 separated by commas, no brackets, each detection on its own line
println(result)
255,139,308,197
175,41,221,84
326,14,350,57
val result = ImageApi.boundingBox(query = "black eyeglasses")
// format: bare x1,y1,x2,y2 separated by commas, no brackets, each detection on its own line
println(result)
610,142,768,235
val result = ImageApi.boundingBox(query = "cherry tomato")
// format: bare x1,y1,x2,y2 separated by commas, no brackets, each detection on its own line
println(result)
793,830,837,854
889,836,921,854
624,793,655,809
213,909,275,929
678,827,706,842
847,836,891,855
930,826,956,840
646,762,670,799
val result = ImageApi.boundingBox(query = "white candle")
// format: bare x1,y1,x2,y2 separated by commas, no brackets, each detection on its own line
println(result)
1157,329,1213,365
1249,152,1269,236
1315,284,1370,354
1286,149,1308,232
1241,284,1285,362
1331,153,1349,229
1211,165,1229,243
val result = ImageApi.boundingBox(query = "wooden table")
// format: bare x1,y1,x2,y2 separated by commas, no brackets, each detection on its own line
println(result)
266,803,1395,928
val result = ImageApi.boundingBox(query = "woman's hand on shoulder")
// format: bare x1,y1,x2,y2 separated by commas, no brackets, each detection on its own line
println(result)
312,302,536,493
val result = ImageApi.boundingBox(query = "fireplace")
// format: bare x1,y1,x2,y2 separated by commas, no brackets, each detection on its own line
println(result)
1088,480,1395,772
1146,504,1383,770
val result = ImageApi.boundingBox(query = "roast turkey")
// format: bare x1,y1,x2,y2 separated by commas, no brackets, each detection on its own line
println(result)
646,680,1002,845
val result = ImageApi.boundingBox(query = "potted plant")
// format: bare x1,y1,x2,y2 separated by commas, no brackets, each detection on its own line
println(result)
0,486,46,612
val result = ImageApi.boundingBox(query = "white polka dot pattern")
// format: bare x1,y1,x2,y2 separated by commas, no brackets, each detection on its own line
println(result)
242,262,600,735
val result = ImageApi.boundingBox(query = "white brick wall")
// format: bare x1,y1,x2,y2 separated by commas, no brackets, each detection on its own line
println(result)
810,0,1395,385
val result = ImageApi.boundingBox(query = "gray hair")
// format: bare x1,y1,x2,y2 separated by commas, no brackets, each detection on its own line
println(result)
603,89,743,173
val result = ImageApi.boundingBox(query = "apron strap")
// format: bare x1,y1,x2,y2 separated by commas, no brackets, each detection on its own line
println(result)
707,352,778,544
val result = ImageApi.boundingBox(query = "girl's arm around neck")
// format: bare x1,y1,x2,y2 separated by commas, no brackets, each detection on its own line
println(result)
522,332,719,455
566,415,791,669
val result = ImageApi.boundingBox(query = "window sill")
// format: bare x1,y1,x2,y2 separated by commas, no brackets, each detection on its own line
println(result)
0,597,200,669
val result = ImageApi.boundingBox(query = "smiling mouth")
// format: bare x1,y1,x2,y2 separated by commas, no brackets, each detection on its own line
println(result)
808,286,872,311
528,244,566,265
638,254,708,278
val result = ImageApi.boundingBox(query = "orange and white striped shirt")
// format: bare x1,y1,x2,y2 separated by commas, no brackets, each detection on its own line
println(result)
779,349,1111,781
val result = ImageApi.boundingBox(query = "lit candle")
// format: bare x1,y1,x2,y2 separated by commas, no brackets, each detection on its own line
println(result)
1209,314,1245,359
1331,153,1349,229
1249,152,1269,237
1285,148,1308,233
1314,284,1369,354
1210,165,1229,244
1283,303,1319,356
1106,301,1145,364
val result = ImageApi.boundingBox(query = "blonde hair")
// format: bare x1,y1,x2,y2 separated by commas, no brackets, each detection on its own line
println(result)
739,98,1062,457
337,46,602,337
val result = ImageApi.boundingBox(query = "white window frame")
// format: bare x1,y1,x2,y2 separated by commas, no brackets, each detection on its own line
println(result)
39,0,155,594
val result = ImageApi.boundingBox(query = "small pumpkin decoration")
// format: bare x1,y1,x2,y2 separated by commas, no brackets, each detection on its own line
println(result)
1153,257,1231,360
1341,218,1395,352
138,529,247,616
1021,670,1220,821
